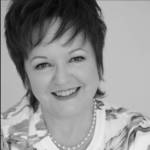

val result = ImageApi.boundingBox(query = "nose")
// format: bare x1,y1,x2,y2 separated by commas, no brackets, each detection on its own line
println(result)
52,64,71,85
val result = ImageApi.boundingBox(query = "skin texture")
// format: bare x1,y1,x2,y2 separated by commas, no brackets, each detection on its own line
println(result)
25,19,100,147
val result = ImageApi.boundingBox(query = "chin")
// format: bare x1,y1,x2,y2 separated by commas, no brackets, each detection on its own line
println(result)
57,104,82,117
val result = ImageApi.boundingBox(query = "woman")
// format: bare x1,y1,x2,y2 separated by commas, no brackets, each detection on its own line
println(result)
1,0,150,150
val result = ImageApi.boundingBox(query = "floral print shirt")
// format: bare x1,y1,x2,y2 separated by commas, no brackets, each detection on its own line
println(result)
1,96,150,150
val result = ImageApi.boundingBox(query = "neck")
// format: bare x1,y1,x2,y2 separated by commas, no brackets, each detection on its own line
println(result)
41,101,94,146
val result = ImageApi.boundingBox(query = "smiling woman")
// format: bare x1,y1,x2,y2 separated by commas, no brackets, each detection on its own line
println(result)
1,0,150,150
24,19,99,118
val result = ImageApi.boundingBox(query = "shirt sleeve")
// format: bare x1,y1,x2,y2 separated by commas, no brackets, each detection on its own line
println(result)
128,114,150,150
1,128,9,150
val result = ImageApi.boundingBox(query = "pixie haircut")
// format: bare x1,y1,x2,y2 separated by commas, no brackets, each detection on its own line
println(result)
5,0,107,112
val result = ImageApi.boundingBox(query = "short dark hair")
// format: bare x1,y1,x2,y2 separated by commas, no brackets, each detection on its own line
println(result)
5,0,107,112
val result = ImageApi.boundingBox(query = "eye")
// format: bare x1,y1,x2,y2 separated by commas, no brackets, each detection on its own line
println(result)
35,63,51,70
70,56,85,63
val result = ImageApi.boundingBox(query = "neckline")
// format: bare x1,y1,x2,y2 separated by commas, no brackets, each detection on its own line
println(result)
44,101,106,150
86,103,106,150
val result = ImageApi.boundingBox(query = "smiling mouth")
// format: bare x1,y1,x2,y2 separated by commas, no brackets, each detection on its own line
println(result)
52,87,80,97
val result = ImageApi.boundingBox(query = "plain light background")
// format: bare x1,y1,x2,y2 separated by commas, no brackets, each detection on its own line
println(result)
1,1,150,116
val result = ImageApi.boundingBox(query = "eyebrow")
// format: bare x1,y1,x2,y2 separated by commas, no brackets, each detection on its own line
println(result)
31,56,48,62
69,47,87,54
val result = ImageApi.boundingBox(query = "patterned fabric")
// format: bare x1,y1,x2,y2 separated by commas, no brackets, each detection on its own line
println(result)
1,96,150,150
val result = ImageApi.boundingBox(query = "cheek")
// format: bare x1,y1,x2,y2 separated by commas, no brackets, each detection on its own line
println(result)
84,60,99,82
86,66,99,90
74,60,99,87
78,63,99,100
84,61,99,93
27,73,51,98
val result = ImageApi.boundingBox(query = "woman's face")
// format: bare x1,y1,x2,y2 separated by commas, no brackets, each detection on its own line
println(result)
25,20,99,117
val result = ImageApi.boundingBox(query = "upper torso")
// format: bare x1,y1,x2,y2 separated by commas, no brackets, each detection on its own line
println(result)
1,96,150,150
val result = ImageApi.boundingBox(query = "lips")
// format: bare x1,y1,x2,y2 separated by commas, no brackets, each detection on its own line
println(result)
52,87,78,97
52,87,81,100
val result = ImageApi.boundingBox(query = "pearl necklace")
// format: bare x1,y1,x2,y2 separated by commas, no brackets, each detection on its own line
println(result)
48,99,97,150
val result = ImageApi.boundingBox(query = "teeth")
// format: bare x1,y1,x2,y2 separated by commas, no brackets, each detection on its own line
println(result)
62,91,65,96
54,88,78,97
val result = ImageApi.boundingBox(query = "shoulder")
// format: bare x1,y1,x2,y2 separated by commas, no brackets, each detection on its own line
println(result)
95,97,150,126
1,96,33,149
1,96,33,123
95,97,150,150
